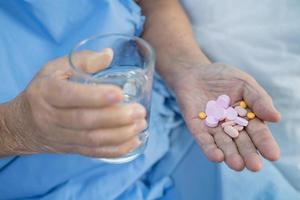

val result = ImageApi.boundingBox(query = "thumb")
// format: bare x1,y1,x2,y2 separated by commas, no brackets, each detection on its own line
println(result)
75,48,114,74
243,77,281,122
40,49,114,78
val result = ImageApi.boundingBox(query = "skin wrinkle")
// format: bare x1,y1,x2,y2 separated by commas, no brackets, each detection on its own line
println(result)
176,65,248,114
1,96,37,156
193,131,223,162
0,50,147,158
171,61,280,170
0,0,281,171
248,121,270,144
0,108,11,155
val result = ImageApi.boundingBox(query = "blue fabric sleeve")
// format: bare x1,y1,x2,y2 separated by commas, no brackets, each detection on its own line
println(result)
0,1,193,199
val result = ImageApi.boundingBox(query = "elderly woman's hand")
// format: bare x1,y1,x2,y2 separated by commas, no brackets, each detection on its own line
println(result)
170,62,281,171
1,51,147,158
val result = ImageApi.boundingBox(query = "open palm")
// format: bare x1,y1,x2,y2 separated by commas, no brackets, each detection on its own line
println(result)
173,63,281,171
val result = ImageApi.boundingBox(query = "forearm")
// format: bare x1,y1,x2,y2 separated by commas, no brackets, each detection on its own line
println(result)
140,0,210,87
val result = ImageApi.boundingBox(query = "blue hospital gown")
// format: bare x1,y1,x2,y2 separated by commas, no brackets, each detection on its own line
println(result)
2,0,299,200
0,0,194,199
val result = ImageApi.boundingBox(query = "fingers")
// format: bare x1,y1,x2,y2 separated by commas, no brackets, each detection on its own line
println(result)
53,103,146,130
81,119,147,147
234,130,262,171
189,120,224,162
246,118,280,161
54,119,146,148
211,127,245,171
76,137,141,158
33,50,122,109
43,79,123,108
194,131,224,162
243,77,281,122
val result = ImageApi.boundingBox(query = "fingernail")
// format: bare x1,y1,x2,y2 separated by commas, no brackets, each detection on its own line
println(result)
131,105,146,120
102,48,114,58
107,92,120,103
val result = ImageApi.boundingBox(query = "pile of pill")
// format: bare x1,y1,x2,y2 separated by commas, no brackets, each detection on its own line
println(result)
198,95,255,138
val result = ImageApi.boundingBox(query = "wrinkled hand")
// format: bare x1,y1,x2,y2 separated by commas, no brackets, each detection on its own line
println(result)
172,63,281,171
4,51,147,158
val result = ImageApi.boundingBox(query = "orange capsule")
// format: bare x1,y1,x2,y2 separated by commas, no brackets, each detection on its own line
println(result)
239,101,247,109
198,112,207,120
247,112,256,120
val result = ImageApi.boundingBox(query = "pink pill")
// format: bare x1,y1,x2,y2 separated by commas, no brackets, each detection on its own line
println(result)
205,116,219,128
234,106,247,117
216,95,231,109
224,126,239,138
221,120,236,128
205,100,217,115
233,125,244,131
234,117,249,126
205,101,225,121
225,107,238,120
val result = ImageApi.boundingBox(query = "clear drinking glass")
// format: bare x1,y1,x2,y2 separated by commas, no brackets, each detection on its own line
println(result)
69,34,155,164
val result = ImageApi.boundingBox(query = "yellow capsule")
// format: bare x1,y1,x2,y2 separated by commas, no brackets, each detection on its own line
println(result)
198,112,207,120
247,112,255,119
240,101,247,109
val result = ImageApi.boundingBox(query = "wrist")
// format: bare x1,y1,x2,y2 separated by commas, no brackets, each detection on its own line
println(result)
0,102,19,157
0,104,12,156
157,52,211,90
0,94,34,157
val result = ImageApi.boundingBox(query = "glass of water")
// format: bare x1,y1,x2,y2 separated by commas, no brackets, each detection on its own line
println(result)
69,34,155,164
